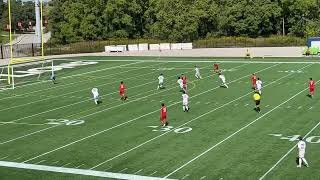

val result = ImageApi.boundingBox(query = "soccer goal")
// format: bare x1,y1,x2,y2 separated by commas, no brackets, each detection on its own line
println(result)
0,58,54,90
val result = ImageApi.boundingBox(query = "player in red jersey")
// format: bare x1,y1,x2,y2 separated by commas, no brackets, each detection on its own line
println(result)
213,63,219,73
119,81,128,100
251,73,257,89
160,103,168,127
309,78,315,98
181,74,187,91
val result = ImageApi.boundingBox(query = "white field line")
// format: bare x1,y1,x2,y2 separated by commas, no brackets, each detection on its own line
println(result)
3,61,204,124
0,125,60,145
149,171,158,176
62,162,72,167
89,64,308,170
0,67,159,112
0,161,176,180
12,61,144,90
181,174,189,180
0,62,147,100
0,64,216,145
11,156,22,161
133,169,143,174
164,79,314,178
75,164,85,168
0,156,8,160
0,121,45,126
119,168,128,173
35,160,46,165
258,121,320,180
22,63,278,163
55,58,320,64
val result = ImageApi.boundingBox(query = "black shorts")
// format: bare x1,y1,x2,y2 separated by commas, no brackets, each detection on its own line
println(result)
255,100,260,106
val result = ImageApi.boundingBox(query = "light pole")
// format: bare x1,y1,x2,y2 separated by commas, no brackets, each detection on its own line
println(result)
35,0,41,44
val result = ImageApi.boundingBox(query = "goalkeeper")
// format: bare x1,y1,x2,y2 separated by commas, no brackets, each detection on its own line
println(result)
50,74,57,84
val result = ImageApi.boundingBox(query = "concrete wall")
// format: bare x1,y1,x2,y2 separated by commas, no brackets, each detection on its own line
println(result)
102,47,305,58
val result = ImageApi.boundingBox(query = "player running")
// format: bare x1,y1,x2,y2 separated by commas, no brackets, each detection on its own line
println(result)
157,73,165,90
218,73,229,88
256,78,263,94
91,88,100,105
194,66,202,79
182,91,189,112
181,74,187,91
251,73,257,89
308,78,315,98
177,77,184,92
253,91,261,113
297,137,309,168
160,103,168,127
119,81,128,101
213,63,219,73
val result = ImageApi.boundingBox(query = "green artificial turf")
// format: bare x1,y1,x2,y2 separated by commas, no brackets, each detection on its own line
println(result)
0,56,319,180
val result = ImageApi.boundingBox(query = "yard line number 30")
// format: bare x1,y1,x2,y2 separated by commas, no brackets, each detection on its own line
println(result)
148,126,192,134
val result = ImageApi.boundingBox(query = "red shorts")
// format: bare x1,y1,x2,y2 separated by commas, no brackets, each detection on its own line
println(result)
310,88,314,93
161,116,167,121
252,81,256,86
120,92,125,96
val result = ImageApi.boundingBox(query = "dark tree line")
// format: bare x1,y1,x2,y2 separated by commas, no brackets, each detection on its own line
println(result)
1,0,36,30
5,0,320,44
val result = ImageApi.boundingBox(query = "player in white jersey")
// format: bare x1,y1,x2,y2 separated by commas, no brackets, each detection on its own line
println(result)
157,73,165,89
177,77,184,92
194,66,202,79
256,78,263,94
218,73,228,88
91,88,100,105
182,91,189,112
297,137,309,167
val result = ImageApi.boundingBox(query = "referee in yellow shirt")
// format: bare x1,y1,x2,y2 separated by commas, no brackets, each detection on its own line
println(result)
253,91,261,113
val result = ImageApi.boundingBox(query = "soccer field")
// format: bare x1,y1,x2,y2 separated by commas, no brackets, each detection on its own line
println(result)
0,56,320,180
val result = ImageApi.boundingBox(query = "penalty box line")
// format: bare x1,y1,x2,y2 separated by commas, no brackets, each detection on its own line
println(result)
90,63,312,169
258,121,320,180
164,69,315,179
0,161,176,180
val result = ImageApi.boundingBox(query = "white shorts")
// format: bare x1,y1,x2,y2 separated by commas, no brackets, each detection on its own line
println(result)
93,95,99,100
299,151,305,158
159,81,164,84
183,101,188,106
179,84,184,89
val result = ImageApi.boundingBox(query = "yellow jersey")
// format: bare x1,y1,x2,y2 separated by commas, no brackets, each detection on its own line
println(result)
253,93,261,101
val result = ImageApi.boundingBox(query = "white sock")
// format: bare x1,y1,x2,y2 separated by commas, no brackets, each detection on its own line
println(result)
224,83,229,88
186,106,189,110
299,158,302,166
183,106,186,111
302,158,308,166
